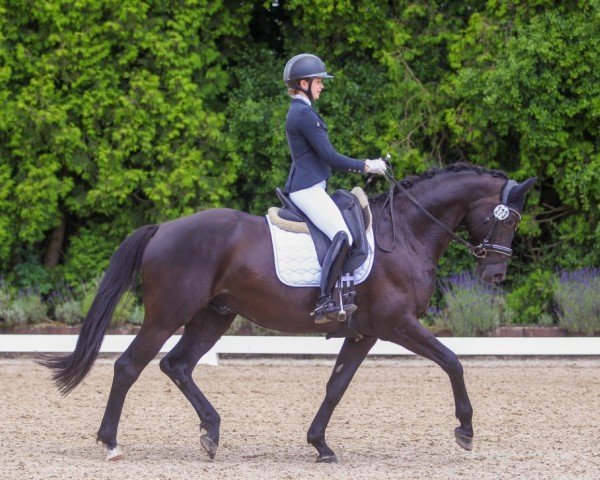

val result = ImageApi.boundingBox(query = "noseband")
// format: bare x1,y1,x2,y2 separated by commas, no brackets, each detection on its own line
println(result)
470,203,521,261
375,172,520,261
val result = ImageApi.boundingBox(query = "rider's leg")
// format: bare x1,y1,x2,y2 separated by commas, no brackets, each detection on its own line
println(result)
313,231,351,323
290,182,355,322
289,181,353,246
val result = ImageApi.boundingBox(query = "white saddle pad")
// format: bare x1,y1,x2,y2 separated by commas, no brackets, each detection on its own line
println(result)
266,215,375,287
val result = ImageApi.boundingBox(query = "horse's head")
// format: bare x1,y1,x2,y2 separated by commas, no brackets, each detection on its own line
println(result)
465,177,537,283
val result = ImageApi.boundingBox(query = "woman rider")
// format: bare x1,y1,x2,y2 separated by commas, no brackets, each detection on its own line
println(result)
282,53,387,323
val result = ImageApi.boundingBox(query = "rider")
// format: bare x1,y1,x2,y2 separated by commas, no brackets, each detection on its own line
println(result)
282,53,387,323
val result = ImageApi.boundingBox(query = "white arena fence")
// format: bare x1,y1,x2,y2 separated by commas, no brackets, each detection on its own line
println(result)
0,335,598,366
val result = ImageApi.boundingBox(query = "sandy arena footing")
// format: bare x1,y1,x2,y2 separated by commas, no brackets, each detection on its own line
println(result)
0,357,598,479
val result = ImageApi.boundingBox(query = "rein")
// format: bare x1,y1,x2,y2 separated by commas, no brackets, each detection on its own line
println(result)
374,170,521,259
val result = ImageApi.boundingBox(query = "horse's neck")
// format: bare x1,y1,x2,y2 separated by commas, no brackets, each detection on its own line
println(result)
390,173,504,261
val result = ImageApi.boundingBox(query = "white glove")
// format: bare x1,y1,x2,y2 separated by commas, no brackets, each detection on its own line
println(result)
365,158,387,176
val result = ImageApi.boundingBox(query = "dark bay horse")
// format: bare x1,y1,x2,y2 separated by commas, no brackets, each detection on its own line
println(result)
40,164,536,463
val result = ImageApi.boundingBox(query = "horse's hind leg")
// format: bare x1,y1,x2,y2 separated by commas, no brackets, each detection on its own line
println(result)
96,324,176,460
159,308,234,460
307,336,377,463
384,318,474,451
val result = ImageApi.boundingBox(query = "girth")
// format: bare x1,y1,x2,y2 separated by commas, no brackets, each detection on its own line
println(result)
269,187,371,273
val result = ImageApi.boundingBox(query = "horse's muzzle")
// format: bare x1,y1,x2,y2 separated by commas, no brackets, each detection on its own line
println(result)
477,262,507,283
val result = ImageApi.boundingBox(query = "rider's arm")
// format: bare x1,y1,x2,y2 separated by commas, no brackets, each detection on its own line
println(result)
297,109,366,174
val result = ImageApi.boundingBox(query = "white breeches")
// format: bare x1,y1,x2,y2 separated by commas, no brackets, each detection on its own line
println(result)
289,180,353,246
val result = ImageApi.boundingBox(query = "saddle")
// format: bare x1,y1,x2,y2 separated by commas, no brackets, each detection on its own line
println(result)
268,187,372,274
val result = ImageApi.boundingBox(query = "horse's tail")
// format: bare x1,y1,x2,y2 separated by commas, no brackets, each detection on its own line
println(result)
37,224,160,395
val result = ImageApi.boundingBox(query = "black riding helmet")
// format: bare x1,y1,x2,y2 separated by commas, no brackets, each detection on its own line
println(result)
283,53,333,100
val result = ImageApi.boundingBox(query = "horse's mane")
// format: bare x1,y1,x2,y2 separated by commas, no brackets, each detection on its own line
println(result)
369,162,508,205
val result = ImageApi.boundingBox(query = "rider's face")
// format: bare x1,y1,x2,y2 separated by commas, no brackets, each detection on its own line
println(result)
311,77,323,100
299,77,324,101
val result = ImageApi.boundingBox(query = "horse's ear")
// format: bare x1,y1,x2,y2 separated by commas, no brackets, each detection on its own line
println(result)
507,177,537,211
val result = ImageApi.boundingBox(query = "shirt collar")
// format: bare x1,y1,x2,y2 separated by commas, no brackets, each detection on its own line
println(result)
291,94,311,106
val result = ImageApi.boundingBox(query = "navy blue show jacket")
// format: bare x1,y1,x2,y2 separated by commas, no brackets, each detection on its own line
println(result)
284,98,365,193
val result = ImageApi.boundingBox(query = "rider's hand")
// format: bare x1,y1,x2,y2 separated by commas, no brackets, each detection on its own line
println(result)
365,158,387,176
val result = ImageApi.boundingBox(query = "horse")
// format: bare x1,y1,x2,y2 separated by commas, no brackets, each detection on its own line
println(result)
39,163,536,463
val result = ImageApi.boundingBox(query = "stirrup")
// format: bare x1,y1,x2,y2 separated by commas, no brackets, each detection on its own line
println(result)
312,297,357,324
333,284,356,321
325,301,357,322
312,295,345,324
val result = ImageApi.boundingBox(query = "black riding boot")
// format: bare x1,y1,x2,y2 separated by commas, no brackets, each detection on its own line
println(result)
312,231,356,324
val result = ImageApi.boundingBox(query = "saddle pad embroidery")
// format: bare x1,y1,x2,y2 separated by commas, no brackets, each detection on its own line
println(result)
266,215,375,287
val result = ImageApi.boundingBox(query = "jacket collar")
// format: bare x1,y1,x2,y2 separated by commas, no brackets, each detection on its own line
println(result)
291,94,311,106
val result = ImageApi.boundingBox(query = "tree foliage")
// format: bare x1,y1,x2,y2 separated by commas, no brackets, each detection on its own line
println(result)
1,0,599,324
0,0,251,285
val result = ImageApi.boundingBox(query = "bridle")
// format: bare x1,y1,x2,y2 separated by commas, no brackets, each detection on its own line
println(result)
468,195,521,262
373,170,521,261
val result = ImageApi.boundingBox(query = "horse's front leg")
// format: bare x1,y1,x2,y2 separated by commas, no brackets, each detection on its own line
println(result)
382,317,474,450
307,336,377,463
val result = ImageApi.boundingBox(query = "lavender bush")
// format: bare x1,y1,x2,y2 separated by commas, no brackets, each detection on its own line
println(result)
55,300,84,325
435,272,504,336
554,268,600,335
2,289,47,326
48,286,84,325
53,280,144,327
0,280,11,324
0,276,147,328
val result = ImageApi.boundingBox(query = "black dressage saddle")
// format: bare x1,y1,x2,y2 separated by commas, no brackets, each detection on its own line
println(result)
274,187,369,274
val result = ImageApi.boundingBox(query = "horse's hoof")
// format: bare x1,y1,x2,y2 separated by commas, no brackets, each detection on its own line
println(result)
106,445,123,461
316,453,339,463
454,431,473,451
200,433,218,460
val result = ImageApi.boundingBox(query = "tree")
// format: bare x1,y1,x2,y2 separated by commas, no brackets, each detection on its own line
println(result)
0,0,251,287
